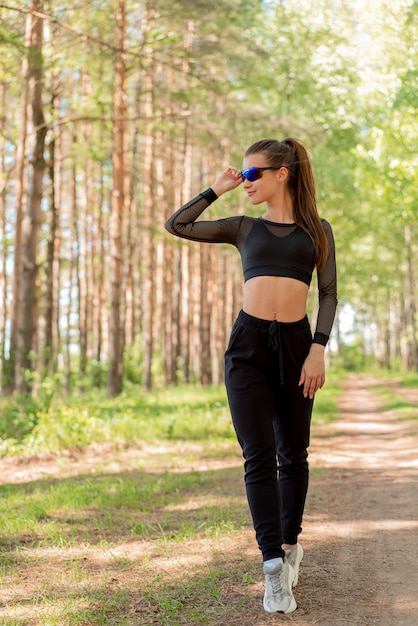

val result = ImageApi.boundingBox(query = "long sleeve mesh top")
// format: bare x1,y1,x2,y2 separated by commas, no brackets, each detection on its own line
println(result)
165,188,337,345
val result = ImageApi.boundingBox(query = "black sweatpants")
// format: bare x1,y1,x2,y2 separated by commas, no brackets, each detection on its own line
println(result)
224,309,314,562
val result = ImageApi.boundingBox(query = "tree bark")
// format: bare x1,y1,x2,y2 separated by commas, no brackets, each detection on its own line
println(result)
141,3,157,391
16,2,47,393
42,75,62,377
8,12,31,393
107,0,127,397
200,244,211,384
0,81,9,389
92,138,106,367
404,225,418,370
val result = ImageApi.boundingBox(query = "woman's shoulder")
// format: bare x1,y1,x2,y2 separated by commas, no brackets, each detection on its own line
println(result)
320,217,334,233
220,214,255,226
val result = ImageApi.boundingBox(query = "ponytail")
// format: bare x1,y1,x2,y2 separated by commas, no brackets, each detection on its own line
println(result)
245,137,329,271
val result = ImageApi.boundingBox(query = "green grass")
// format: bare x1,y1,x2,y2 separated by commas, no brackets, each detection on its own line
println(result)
397,372,418,388
0,462,254,624
0,377,346,625
1,378,343,458
373,385,418,419
0,466,249,548
312,377,342,424
0,385,235,457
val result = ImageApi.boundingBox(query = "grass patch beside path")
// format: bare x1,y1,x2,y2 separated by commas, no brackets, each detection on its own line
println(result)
0,450,257,625
312,376,342,424
1,379,342,458
0,385,235,457
0,376,343,625
373,385,418,420
396,372,418,388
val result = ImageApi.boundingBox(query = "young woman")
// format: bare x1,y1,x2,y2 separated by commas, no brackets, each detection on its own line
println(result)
165,138,337,614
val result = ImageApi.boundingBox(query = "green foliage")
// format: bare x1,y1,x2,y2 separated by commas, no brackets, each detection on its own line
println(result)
0,377,343,457
398,372,418,388
0,394,40,443
312,377,343,423
373,384,418,420
0,384,236,457
336,339,378,372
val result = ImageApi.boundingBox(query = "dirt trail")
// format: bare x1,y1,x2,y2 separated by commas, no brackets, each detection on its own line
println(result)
286,374,418,626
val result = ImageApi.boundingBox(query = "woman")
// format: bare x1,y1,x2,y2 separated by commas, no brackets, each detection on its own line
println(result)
165,138,337,614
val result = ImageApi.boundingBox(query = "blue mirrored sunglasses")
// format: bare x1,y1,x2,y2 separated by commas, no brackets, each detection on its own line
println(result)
241,166,284,182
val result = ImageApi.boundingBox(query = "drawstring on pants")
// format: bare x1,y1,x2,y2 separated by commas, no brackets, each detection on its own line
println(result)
268,320,285,385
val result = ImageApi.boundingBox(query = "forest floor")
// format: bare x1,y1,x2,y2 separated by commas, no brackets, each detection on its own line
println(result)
1,374,418,625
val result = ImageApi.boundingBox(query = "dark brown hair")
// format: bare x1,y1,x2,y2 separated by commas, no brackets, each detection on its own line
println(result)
245,138,329,271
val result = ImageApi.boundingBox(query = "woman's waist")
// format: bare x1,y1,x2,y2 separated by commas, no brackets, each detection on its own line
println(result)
236,309,310,332
242,275,308,322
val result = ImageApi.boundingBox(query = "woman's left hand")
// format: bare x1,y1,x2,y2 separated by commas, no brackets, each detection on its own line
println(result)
299,344,326,399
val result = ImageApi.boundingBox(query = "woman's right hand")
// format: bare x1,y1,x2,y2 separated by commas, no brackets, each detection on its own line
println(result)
211,166,243,197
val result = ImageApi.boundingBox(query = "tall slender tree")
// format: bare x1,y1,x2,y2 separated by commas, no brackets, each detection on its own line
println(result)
107,0,127,397
16,1,47,393
141,2,157,391
42,70,62,377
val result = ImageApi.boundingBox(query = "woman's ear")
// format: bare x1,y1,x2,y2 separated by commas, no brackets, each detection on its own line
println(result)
277,166,289,183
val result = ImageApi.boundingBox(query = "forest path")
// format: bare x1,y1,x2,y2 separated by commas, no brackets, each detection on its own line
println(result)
287,373,418,626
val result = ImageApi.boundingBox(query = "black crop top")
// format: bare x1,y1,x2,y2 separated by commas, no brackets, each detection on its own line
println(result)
165,188,337,345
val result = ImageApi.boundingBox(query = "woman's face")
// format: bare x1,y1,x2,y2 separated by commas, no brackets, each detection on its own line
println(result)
241,152,283,206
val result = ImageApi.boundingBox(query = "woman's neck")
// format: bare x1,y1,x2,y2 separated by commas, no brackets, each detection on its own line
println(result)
262,199,294,224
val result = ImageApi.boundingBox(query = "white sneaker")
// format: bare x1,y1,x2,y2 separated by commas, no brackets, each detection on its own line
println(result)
285,543,304,587
263,557,297,614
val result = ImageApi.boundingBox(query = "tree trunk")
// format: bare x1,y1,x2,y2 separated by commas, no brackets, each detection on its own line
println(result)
107,0,127,397
8,13,31,393
16,2,47,394
141,4,156,391
162,60,177,385
69,122,85,388
125,79,144,361
0,80,9,389
200,244,211,384
404,225,418,370
42,77,62,377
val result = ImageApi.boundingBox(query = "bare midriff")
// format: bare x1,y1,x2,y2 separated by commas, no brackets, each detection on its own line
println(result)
243,275,309,322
